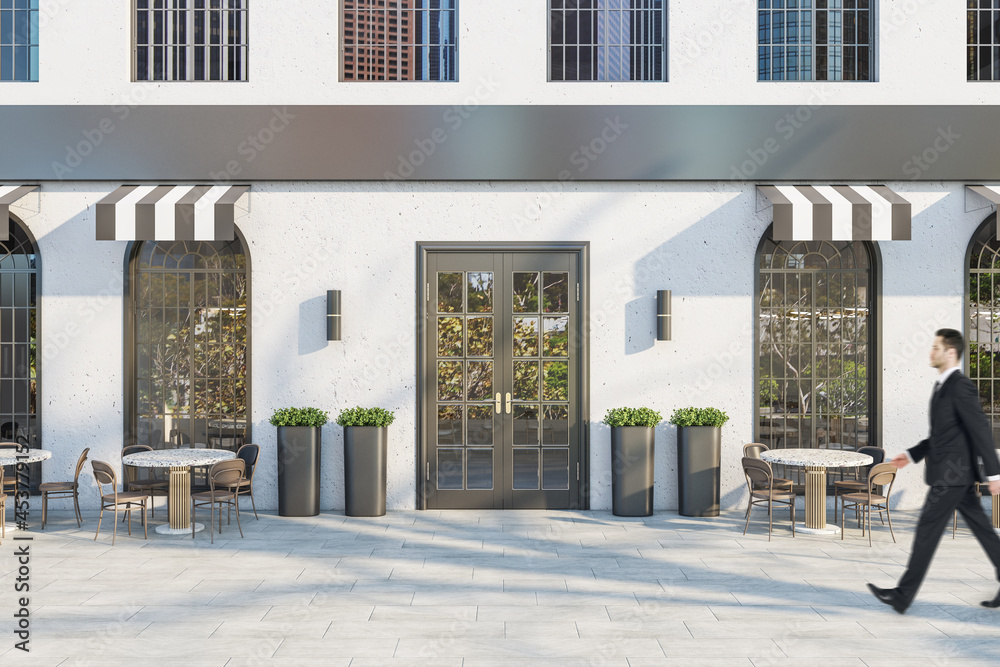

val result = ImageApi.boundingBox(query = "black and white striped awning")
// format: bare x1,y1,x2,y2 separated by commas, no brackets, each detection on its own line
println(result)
967,185,1000,238
96,184,249,241
1,185,39,241
758,185,911,241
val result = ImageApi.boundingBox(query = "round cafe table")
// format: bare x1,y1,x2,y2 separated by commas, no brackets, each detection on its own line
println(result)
760,448,873,535
122,448,236,535
0,449,52,531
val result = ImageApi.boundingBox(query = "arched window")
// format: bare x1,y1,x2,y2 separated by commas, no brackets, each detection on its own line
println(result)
127,236,249,451
1,216,40,489
755,231,879,486
966,214,1000,443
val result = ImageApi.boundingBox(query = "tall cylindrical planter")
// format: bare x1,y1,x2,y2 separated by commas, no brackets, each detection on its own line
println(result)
611,426,655,517
676,425,721,517
344,426,387,517
276,426,321,517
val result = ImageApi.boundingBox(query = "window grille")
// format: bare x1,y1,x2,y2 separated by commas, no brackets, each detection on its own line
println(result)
968,1,1000,81
0,0,39,82
549,0,666,82
758,0,872,82
967,216,1000,442
134,0,248,82
342,0,457,81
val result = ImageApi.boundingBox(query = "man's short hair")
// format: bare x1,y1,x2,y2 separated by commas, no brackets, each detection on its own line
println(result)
936,328,965,359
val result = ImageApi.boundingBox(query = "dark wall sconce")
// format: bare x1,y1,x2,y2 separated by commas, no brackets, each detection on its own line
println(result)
656,290,671,341
327,290,342,341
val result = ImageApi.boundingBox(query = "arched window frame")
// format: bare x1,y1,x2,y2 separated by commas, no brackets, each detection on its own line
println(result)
1,214,42,490
123,230,252,451
964,212,1000,443
753,226,883,487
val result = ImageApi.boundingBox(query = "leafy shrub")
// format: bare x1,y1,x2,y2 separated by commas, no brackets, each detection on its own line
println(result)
335,406,396,428
269,407,329,427
668,407,729,428
601,407,662,428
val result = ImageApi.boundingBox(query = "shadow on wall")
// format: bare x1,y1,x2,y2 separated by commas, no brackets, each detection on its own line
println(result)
298,294,326,356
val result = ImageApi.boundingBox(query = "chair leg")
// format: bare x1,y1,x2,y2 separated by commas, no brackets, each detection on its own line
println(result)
191,498,197,540
743,499,752,535
73,491,82,527
94,505,104,542
111,507,118,546
887,506,896,543
767,501,773,542
41,491,47,530
953,509,957,539
142,501,148,540
234,498,243,538
248,489,258,520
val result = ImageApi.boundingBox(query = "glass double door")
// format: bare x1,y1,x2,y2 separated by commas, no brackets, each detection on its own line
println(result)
424,251,581,509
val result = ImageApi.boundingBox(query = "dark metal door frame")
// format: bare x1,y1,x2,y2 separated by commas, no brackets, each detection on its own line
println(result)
416,242,590,510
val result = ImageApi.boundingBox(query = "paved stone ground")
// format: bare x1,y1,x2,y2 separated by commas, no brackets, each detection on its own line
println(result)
1,506,999,666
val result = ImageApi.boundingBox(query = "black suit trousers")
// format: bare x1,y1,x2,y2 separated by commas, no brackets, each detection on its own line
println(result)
897,484,1000,603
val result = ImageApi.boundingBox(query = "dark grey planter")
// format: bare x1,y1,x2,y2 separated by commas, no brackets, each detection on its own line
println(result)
676,425,721,517
611,426,655,517
276,426,321,517
344,426,387,517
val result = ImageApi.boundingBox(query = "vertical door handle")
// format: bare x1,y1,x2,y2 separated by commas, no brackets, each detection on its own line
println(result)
495,392,501,414
505,392,512,414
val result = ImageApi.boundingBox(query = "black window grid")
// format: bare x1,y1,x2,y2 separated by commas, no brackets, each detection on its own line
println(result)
758,1,871,82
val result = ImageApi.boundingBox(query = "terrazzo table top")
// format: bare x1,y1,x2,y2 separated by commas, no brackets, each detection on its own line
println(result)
122,448,235,468
0,448,51,465
760,448,873,468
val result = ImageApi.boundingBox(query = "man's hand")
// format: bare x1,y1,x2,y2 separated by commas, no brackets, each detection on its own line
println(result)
989,479,1000,496
890,453,910,470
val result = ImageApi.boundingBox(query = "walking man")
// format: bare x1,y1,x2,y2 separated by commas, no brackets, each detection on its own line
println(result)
868,328,1000,613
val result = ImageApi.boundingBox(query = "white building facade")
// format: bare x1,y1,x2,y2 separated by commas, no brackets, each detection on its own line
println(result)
3,1,1000,516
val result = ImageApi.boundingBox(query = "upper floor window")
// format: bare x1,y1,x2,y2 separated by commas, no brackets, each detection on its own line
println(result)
342,1,457,81
968,1,1000,81
134,0,248,82
758,1,873,82
549,1,666,82
0,0,39,82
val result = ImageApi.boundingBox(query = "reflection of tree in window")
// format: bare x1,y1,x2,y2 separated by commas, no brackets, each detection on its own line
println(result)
967,217,1000,442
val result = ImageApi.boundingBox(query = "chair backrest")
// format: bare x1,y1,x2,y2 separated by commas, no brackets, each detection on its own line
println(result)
91,460,118,491
743,443,769,459
0,441,20,450
236,444,259,479
121,444,153,484
867,462,896,495
742,456,773,490
122,444,152,457
857,446,885,465
73,448,91,483
209,459,245,491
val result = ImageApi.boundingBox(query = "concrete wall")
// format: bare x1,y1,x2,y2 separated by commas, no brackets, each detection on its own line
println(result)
4,1,995,107
9,180,994,514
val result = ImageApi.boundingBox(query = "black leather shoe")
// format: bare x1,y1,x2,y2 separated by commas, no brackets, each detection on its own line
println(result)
981,587,1000,608
867,583,908,614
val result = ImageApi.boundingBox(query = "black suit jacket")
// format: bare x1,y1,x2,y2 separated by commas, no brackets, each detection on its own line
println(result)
908,370,1000,487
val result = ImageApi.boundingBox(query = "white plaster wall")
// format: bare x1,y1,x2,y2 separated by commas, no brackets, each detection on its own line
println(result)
19,180,999,514
4,1,998,106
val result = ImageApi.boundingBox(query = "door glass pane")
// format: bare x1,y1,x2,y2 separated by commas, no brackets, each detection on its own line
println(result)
512,272,539,312
437,317,463,356
542,448,569,490
437,272,462,313
467,448,493,489
467,361,493,401
543,361,568,401
512,448,540,489
513,405,540,446
467,404,494,445
467,316,493,356
513,317,539,356
437,405,462,445
543,272,569,313
437,448,463,489
437,360,463,401
467,272,493,312
543,316,569,357
513,360,539,400
543,405,569,445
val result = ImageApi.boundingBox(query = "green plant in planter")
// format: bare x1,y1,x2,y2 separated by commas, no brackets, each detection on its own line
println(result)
335,406,396,428
602,407,662,428
269,407,330,427
668,407,729,427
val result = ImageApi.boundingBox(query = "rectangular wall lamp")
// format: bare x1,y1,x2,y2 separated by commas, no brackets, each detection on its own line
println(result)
327,290,342,341
656,290,671,341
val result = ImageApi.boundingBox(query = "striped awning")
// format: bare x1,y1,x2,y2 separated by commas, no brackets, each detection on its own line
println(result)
1,185,39,241
96,184,249,241
758,184,911,241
